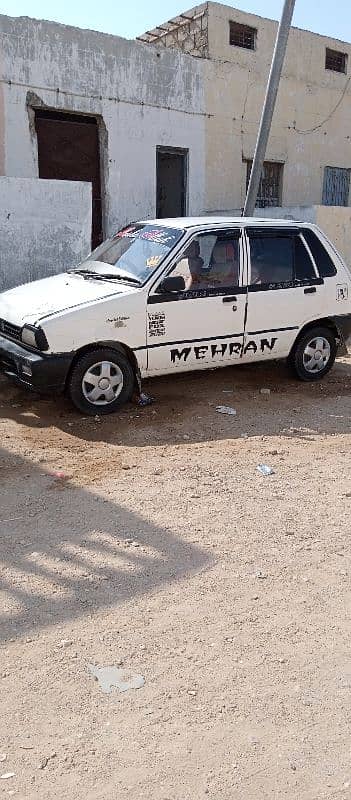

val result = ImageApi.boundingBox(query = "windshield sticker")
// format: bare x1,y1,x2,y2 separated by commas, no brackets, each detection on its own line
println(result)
146,256,161,268
114,226,138,239
114,226,181,246
148,312,166,337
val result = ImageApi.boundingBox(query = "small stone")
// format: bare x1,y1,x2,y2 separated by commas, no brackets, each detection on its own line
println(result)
256,571,267,579
187,690,197,697
260,388,271,395
343,781,350,789
252,595,259,600
132,541,140,547
0,756,6,763
60,639,73,648
121,464,131,470
290,763,297,771
38,758,48,770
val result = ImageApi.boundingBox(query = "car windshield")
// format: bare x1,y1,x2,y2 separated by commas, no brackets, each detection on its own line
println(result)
74,223,184,284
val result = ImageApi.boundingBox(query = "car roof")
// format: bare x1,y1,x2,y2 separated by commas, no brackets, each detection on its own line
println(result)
140,216,306,230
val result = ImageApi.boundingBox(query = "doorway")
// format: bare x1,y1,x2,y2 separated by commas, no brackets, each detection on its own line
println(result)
35,109,103,249
156,146,188,218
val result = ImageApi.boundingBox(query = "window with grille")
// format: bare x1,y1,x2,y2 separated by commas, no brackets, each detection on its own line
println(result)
322,166,351,206
229,21,256,50
246,161,284,208
325,48,347,73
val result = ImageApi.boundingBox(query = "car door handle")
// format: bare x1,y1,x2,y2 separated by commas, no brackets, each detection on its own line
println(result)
304,287,317,294
222,295,237,303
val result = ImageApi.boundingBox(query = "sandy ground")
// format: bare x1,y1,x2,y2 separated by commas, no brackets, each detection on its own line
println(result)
1,357,351,800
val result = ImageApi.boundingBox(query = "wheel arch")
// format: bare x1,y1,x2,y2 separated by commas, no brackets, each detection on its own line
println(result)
65,340,140,390
289,317,342,357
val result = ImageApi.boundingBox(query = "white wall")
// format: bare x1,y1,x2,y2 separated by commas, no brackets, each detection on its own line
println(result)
0,15,206,235
0,177,91,290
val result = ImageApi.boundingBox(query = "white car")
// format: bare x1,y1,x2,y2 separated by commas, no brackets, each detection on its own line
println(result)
0,217,350,414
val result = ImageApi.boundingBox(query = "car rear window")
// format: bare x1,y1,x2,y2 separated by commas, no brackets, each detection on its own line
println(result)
302,230,337,278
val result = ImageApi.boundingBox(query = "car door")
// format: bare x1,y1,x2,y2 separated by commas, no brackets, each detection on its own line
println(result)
146,228,247,373
242,226,331,361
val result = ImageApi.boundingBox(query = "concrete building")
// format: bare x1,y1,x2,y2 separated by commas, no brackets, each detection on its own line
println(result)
0,4,351,289
139,2,351,214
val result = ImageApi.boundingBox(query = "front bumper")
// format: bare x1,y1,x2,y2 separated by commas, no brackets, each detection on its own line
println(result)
0,335,73,393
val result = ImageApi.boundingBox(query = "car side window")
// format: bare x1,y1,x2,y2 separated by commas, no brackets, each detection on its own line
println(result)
170,232,240,292
302,229,337,277
249,235,294,286
295,236,317,281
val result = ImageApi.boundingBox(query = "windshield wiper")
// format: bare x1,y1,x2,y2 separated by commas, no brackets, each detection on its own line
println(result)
69,269,141,285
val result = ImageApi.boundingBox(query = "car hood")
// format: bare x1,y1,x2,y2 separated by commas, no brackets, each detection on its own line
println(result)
0,272,135,327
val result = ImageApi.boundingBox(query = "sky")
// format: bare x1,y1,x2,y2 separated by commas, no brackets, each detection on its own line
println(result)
0,0,350,43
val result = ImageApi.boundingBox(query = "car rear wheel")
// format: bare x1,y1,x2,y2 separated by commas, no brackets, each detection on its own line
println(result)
68,348,134,414
290,326,337,381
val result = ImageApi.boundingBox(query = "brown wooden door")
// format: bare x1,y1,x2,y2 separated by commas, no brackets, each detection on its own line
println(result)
35,111,103,249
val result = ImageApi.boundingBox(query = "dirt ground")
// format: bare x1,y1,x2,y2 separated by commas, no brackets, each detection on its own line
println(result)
1,356,351,800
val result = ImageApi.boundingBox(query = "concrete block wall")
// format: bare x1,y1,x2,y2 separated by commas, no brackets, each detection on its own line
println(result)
0,177,92,291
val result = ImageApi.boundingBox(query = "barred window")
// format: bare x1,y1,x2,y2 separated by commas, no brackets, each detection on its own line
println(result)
229,21,256,51
246,161,284,208
325,48,347,74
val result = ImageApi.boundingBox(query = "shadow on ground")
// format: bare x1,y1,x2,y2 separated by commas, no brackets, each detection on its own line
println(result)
0,448,210,643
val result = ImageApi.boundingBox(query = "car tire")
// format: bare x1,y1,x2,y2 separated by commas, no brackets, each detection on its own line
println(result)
68,347,135,414
290,326,337,382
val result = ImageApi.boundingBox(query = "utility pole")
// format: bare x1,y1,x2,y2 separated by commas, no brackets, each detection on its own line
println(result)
243,0,296,217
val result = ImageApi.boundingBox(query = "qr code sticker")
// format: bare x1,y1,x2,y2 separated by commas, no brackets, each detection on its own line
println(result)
148,312,166,337
337,284,348,301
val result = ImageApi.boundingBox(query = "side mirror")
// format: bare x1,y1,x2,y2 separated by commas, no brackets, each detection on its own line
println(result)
157,275,185,294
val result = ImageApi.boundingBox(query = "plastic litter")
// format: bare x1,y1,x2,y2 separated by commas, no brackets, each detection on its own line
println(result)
87,663,145,694
138,392,155,407
216,406,237,416
257,464,275,476
0,773,15,780
260,388,271,396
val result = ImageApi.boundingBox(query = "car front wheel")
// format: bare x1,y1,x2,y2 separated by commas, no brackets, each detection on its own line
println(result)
68,347,135,414
290,326,337,381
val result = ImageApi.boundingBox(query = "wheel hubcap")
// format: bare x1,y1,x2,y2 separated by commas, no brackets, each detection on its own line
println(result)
82,360,124,405
303,336,331,373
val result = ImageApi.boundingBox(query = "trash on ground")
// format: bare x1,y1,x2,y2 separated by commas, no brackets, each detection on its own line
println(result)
257,464,275,476
0,755,6,763
256,570,267,579
87,663,145,694
138,391,155,407
216,406,237,416
260,388,271,395
53,471,66,480
0,773,15,780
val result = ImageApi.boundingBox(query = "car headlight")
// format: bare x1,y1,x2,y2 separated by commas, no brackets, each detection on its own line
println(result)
21,324,49,351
